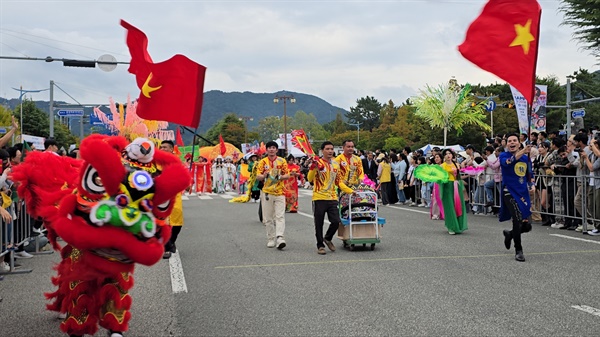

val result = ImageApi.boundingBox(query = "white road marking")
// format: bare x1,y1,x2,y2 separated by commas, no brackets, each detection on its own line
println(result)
198,195,213,200
181,195,189,201
168,252,188,294
571,305,600,317
550,234,600,245
298,212,331,224
220,194,234,199
388,205,429,214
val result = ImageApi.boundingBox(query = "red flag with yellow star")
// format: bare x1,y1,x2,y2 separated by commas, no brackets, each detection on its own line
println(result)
458,0,541,105
290,129,315,156
121,20,207,128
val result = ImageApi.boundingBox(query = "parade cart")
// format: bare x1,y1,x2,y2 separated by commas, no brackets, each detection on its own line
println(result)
337,186,385,251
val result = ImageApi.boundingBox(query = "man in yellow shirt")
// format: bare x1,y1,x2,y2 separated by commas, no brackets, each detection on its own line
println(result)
308,141,354,255
159,140,184,259
256,141,290,250
335,139,364,187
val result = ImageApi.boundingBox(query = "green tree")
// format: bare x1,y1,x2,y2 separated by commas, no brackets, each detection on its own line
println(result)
289,110,330,145
346,96,382,132
19,99,49,138
560,0,600,59
323,112,347,135
383,137,406,152
380,100,397,126
412,83,491,146
204,113,246,147
254,116,283,142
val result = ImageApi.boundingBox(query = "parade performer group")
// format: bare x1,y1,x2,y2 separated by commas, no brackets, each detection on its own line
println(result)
12,136,190,337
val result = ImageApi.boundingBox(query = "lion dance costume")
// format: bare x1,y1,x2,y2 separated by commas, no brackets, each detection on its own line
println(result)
11,135,191,336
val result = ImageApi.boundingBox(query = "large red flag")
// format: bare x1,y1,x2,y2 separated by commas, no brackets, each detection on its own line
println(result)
219,134,226,156
458,0,541,105
290,129,315,156
121,20,206,128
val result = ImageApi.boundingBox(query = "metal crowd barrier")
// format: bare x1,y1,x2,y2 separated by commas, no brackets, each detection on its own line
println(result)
1,200,53,276
464,171,599,232
402,169,599,233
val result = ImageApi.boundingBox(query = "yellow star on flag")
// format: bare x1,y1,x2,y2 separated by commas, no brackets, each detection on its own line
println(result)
509,19,535,54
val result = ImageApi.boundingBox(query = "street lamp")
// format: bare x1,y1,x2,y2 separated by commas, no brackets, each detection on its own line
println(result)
238,116,254,144
12,86,49,141
347,122,361,144
273,94,296,154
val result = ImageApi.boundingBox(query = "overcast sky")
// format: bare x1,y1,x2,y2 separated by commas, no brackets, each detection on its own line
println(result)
0,0,598,112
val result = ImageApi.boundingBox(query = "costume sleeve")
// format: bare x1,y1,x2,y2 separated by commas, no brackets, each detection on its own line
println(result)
356,159,365,181
255,160,265,175
280,159,289,176
335,168,354,194
307,168,317,183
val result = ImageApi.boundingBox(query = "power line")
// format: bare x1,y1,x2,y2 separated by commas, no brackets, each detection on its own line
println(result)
0,30,95,60
0,28,127,57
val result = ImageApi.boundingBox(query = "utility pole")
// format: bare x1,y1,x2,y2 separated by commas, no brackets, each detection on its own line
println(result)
566,78,571,137
49,80,54,138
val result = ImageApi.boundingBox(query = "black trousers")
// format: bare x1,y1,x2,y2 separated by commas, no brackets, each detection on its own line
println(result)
561,177,579,226
502,189,532,252
165,226,182,253
313,200,341,248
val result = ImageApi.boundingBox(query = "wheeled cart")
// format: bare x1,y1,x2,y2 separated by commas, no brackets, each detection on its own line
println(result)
337,188,385,251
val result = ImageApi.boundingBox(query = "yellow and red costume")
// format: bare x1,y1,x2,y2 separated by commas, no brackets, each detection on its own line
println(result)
11,135,190,336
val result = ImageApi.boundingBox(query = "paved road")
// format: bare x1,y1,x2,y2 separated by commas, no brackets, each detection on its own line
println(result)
2,189,600,336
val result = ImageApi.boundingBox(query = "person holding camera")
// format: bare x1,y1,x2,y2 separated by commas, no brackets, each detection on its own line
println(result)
583,136,600,235
256,141,290,250
572,134,594,232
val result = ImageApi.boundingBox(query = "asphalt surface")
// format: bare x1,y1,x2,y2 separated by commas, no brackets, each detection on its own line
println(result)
2,189,600,336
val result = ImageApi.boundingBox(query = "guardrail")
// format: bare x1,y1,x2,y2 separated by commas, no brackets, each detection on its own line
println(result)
403,171,599,232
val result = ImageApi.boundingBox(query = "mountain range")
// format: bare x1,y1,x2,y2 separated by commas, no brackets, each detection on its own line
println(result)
0,90,349,144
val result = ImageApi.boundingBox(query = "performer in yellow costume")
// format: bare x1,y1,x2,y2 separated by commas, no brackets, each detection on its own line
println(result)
335,139,364,187
160,140,184,258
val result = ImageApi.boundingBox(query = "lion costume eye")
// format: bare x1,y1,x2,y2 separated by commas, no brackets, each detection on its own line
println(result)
82,166,105,194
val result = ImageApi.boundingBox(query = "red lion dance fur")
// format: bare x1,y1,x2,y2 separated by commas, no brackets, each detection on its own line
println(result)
11,135,190,336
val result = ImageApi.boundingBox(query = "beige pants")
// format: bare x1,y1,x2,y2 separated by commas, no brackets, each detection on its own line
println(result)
261,193,286,240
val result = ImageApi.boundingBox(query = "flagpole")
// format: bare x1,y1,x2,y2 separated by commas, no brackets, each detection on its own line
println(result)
528,6,543,142
188,127,198,172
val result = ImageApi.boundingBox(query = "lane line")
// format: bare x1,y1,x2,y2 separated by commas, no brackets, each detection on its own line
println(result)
571,305,600,317
388,205,429,214
214,249,600,269
550,234,600,245
168,252,188,293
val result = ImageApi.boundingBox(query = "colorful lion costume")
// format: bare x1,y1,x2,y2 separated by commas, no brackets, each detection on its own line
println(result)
11,135,190,336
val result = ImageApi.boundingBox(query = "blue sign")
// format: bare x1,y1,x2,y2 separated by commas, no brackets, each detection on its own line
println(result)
571,109,585,118
0,128,6,134
485,100,497,112
57,109,84,117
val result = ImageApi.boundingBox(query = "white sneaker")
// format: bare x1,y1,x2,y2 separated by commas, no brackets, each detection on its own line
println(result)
417,203,425,207
551,223,565,229
276,237,286,250
14,251,34,259
575,225,583,232
587,229,600,236
57,312,67,319
410,202,417,206
1,262,9,271
267,240,276,248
